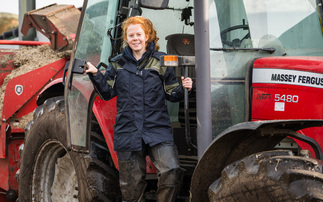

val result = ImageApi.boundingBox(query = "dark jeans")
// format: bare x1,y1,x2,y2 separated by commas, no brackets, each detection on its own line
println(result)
118,142,183,202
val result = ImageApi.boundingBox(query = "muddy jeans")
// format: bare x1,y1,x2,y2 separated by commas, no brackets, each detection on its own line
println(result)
118,142,183,202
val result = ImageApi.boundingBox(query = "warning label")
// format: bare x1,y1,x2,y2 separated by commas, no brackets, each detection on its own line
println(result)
253,68,323,88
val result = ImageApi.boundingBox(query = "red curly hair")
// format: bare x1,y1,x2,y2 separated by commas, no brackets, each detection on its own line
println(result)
122,16,160,51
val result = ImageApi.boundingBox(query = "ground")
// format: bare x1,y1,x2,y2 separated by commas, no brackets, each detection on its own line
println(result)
0,13,18,34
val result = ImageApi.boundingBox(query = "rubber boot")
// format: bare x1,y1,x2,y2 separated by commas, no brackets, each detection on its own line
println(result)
156,168,184,202
148,143,183,202
118,151,147,202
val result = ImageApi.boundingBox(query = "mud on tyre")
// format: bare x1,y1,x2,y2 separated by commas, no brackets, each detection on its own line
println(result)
18,97,121,201
209,150,323,201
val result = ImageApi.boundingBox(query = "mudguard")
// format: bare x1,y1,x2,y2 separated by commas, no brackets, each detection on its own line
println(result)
190,119,323,202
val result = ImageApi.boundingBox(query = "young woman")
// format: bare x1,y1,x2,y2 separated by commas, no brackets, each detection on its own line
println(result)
86,16,192,202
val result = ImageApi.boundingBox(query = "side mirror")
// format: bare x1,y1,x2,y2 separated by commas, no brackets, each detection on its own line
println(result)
138,0,169,9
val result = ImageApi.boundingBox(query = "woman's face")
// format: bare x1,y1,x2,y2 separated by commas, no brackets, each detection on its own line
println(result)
125,24,148,53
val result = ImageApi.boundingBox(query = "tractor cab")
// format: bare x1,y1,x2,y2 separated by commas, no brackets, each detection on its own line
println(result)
66,0,323,155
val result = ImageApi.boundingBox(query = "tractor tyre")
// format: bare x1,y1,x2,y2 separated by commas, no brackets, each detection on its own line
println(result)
18,97,121,202
209,150,323,201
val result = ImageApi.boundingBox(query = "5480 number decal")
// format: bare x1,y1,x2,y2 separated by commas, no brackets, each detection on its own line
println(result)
274,94,299,103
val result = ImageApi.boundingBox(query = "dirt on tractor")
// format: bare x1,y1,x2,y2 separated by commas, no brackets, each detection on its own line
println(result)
0,44,71,127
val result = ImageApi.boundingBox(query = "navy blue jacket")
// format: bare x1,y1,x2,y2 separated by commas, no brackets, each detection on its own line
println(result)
89,43,184,151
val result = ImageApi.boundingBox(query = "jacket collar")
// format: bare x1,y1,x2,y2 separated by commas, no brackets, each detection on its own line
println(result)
123,42,156,65
117,42,155,74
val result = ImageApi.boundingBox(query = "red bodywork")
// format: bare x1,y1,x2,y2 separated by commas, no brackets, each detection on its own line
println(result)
252,56,323,157
0,4,79,199
0,43,67,200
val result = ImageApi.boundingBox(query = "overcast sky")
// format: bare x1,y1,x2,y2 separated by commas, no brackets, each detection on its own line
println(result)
0,0,83,15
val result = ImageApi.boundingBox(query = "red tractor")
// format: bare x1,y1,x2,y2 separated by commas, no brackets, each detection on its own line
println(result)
1,0,323,201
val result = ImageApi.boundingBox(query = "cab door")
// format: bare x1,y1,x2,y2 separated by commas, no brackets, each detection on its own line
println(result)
64,0,119,151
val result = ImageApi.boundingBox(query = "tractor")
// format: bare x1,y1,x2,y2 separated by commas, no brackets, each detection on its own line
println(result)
1,0,323,201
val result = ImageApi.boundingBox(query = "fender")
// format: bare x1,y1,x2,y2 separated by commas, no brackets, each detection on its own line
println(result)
190,119,323,202
91,95,118,167
37,78,65,105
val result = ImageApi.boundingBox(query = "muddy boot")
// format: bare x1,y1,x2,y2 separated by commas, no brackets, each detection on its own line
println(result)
150,144,183,202
118,151,147,202
156,168,184,202
149,143,183,202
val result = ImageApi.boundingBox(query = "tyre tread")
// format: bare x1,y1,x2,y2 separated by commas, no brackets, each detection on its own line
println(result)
209,150,323,201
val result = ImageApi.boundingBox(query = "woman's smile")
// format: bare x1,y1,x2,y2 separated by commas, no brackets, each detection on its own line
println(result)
126,24,148,59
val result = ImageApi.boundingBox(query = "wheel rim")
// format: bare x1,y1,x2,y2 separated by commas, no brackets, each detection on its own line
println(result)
32,140,78,202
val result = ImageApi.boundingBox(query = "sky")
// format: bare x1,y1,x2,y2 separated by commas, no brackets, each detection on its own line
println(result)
0,0,83,15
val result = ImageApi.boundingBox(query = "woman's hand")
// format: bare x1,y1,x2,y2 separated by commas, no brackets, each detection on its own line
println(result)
85,62,98,76
181,76,193,91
